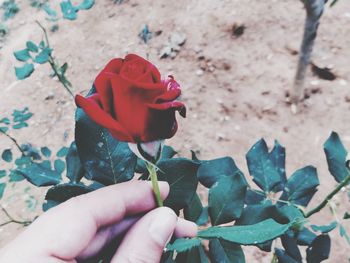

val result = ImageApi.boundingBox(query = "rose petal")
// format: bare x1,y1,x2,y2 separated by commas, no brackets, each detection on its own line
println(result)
94,72,114,115
124,54,161,83
103,58,124,74
147,101,186,118
75,94,134,142
154,89,181,104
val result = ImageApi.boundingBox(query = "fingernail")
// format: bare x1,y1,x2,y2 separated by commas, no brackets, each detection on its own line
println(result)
148,207,177,245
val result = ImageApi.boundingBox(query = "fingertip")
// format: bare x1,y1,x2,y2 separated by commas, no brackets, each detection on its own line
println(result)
174,218,198,238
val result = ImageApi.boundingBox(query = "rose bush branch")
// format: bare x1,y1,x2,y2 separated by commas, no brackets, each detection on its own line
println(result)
0,129,24,155
0,206,32,227
36,21,74,99
305,173,350,218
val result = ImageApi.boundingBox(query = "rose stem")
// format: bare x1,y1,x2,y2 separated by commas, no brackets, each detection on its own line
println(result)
305,173,350,218
147,162,163,207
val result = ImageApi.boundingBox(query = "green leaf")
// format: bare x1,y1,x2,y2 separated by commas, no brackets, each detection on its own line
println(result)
60,0,77,20
43,182,94,211
184,193,203,223
208,173,247,225
75,99,137,185
198,219,293,245
56,146,69,157
2,149,13,162
280,166,319,207
77,0,95,10
26,41,38,52
157,158,199,210
344,212,350,220
311,221,337,234
66,142,84,183
0,117,10,125
274,248,299,263
196,207,209,226
41,147,52,157
306,234,331,263
167,238,201,253
175,245,208,263
197,156,244,188
54,159,66,174
2,0,19,20
246,139,286,193
0,170,6,178
0,183,6,199
339,224,350,244
12,122,28,129
13,48,31,62
0,126,9,132
13,111,32,123
15,63,34,80
209,239,245,263
9,170,25,182
43,3,57,17
297,227,317,246
15,156,32,166
18,162,61,186
280,234,302,262
324,132,349,183
34,47,52,64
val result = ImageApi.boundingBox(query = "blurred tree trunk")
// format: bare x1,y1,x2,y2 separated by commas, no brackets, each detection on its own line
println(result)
291,0,326,106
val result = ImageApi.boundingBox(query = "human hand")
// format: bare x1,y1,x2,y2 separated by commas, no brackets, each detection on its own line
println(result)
0,181,197,262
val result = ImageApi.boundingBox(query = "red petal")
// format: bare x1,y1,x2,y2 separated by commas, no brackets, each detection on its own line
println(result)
75,94,134,142
154,89,181,103
103,58,124,74
94,72,114,115
147,101,186,118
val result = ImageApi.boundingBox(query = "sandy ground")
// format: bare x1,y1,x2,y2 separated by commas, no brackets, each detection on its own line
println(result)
0,0,350,262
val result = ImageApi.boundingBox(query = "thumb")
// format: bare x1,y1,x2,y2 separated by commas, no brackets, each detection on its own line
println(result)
112,207,177,263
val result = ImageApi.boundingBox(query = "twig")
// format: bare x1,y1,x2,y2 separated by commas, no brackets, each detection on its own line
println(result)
35,21,75,99
0,129,25,155
305,173,350,218
0,206,32,227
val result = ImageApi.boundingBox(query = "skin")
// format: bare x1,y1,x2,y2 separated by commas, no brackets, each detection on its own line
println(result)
0,181,197,263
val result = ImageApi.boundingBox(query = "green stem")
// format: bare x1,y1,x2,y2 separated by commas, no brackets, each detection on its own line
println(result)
146,162,163,207
305,173,350,218
0,129,25,155
0,206,32,227
35,21,74,99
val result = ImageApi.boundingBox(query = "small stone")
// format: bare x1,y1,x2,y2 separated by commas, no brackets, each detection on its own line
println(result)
339,79,347,86
310,80,319,86
196,69,204,76
345,96,350,103
194,45,202,53
170,32,186,46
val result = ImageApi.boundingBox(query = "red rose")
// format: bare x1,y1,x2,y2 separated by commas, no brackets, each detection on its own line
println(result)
75,54,186,143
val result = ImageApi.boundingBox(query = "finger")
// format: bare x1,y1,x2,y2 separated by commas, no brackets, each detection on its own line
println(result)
18,181,169,260
78,213,198,260
112,207,197,263
77,215,140,260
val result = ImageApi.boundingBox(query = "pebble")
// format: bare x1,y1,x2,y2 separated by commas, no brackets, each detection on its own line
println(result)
310,80,319,86
339,79,347,86
196,69,204,76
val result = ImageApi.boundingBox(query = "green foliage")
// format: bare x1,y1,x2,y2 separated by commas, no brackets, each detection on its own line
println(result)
208,174,247,225
157,158,199,210
166,238,201,253
0,183,6,199
60,0,94,20
15,63,34,80
324,132,349,182
246,139,286,193
280,166,319,207
311,221,338,234
198,219,294,245
13,49,31,62
175,246,208,263
196,155,243,188
1,0,19,20
2,149,13,162
75,100,137,185
306,234,331,263
29,0,48,9
209,239,245,263
18,162,62,186
40,147,51,157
